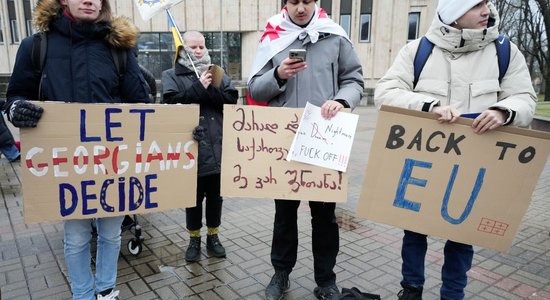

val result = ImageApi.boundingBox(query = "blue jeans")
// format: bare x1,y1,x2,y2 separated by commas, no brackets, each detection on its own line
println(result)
0,144,19,161
401,230,473,300
64,216,123,300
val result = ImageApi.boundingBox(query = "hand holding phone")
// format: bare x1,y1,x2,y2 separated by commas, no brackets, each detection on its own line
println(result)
289,49,307,62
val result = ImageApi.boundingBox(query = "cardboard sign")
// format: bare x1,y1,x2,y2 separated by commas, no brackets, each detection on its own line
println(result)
357,106,550,252
221,105,348,202
287,102,359,172
21,102,199,223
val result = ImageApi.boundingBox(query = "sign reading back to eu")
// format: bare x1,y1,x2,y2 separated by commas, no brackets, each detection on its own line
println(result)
20,102,199,223
358,106,550,252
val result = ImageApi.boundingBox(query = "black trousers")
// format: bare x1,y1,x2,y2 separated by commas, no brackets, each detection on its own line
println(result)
271,199,339,287
186,174,223,231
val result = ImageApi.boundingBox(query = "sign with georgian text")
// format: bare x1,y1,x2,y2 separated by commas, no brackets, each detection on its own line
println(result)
221,105,348,202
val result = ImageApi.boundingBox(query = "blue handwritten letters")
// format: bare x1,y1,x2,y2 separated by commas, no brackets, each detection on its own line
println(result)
23,104,197,221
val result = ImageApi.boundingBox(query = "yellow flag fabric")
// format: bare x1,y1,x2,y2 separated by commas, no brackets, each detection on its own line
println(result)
167,11,184,64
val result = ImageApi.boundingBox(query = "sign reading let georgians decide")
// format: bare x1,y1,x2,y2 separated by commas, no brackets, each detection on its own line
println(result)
21,102,199,223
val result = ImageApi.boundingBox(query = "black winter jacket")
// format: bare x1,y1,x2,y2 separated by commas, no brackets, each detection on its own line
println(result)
161,63,238,176
7,2,149,105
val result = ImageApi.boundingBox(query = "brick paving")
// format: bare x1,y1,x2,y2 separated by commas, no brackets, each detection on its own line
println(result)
0,106,549,299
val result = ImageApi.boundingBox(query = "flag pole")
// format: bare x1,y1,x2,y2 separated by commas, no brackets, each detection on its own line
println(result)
167,9,199,78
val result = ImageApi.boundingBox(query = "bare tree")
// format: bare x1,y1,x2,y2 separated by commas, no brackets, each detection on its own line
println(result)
533,0,549,100
497,0,548,100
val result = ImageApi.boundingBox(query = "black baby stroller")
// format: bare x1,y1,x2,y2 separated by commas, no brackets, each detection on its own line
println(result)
121,215,144,256
91,215,144,256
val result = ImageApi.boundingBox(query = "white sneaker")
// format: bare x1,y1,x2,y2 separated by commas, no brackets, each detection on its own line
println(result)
97,290,120,300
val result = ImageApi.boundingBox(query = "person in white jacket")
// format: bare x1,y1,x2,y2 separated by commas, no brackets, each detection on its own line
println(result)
375,0,536,299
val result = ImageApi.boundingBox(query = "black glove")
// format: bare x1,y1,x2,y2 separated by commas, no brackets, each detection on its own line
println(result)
192,125,207,142
9,100,44,128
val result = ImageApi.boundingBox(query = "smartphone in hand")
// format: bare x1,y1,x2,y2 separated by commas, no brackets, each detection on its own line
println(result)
289,49,307,62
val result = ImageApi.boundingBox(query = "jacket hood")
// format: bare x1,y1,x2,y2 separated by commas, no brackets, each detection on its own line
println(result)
33,0,139,48
425,2,500,53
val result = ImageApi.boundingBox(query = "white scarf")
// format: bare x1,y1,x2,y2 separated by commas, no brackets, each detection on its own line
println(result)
247,5,350,83
178,46,212,75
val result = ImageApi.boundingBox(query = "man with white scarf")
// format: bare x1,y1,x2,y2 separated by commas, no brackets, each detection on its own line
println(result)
248,1,364,299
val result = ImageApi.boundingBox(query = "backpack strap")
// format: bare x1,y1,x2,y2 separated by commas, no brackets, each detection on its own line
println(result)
31,31,48,100
110,47,127,80
31,31,47,74
413,36,434,89
494,34,510,84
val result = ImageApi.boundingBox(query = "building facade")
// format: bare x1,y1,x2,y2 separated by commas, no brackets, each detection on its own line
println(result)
0,0,436,93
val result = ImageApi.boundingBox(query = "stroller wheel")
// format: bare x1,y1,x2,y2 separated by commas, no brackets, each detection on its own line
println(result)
127,238,142,256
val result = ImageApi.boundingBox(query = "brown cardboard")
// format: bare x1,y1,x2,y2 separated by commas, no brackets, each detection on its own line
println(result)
221,105,348,202
21,102,199,223
208,64,225,88
357,105,550,252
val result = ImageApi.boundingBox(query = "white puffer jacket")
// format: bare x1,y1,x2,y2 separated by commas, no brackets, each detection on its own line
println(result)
375,2,536,127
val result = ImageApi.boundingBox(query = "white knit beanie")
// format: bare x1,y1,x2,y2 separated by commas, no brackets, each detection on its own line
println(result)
437,0,483,25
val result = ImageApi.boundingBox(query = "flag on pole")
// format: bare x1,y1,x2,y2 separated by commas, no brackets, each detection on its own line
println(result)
135,0,184,21
167,10,199,76
167,10,184,55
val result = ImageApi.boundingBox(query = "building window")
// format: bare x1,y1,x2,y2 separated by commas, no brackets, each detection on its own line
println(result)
24,0,33,37
0,15,4,44
360,15,371,42
318,0,332,18
408,12,420,41
340,0,352,36
137,32,242,80
8,0,20,43
360,0,372,42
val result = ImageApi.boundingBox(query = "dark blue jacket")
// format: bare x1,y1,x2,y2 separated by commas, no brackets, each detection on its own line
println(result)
7,13,149,104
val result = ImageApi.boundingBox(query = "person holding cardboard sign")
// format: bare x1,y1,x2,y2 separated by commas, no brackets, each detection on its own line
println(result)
161,30,238,262
375,0,536,299
5,0,150,299
248,0,363,299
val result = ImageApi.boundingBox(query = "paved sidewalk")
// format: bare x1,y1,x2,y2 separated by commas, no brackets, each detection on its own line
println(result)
0,106,549,300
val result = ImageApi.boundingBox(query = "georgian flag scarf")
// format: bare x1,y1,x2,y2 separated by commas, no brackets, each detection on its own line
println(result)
247,5,350,84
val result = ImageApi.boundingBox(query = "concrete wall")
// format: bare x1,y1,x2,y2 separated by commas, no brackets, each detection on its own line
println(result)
1,0,437,89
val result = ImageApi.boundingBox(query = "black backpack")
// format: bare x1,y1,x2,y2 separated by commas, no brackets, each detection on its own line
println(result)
31,31,127,99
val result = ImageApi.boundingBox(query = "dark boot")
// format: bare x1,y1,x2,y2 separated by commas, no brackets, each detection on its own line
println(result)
206,234,226,258
185,236,201,262
265,270,290,300
397,285,423,300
